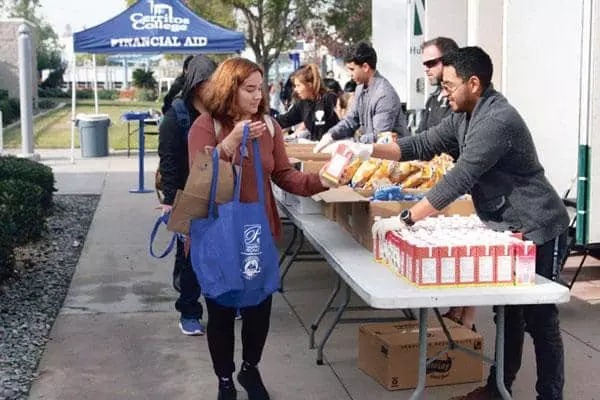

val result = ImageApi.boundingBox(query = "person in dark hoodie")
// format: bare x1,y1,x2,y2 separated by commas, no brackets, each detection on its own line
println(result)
161,55,193,114
158,54,217,336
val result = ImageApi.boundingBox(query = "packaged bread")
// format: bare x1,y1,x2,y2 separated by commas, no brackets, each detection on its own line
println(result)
364,160,395,189
402,164,433,189
351,158,381,188
390,161,420,184
340,158,363,185
321,144,354,185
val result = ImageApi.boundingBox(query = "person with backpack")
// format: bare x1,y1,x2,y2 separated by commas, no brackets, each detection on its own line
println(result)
161,55,194,115
187,57,333,400
157,54,217,336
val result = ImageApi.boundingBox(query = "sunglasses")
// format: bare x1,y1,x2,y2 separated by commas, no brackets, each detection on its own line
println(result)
422,57,441,68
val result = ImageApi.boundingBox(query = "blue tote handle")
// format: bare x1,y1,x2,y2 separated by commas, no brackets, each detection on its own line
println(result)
234,124,266,206
149,213,177,258
207,146,221,218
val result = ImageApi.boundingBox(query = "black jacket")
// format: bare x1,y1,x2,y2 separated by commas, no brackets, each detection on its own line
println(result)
157,55,216,205
276,92,339,141
158,101,199,205
161,74,185,114
416,87,452,133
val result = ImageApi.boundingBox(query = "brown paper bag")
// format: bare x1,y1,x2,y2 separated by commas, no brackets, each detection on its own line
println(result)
167,190,210,234
185,152,234,204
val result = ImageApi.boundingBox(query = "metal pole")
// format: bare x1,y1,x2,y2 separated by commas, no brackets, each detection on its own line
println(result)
70,54,77,163
18,23,34,158
92,54,99,114
0,110,3,154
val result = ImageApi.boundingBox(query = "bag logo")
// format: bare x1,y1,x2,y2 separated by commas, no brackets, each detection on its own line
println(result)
242,225,262,280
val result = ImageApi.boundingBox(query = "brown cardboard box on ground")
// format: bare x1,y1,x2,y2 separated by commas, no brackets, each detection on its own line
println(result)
358,319,484,390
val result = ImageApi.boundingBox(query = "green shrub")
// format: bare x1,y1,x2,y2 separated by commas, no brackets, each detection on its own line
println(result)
0,89,8,101
0,206,16,280
0,156,56,212
38,99,58,109
0,179,46,245
98,90,119,100
136,88,157,102
77,89,94,99
132,69,157,90
0,97,20,125
38,87,71,98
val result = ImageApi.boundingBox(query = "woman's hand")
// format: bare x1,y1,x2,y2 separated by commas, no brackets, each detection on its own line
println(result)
221,120,267,156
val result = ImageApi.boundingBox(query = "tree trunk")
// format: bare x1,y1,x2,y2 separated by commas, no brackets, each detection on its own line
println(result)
260,58,271,106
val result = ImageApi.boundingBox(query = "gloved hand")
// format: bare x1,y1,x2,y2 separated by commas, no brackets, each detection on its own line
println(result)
313,133,334,153
371,215,408,237
347,142,374,161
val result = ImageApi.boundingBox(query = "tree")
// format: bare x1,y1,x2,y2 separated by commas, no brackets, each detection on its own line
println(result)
3,0,64,73
312,0,372,57
223,0,320,89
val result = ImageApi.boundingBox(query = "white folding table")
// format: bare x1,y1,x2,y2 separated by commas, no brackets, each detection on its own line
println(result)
277,201,571,400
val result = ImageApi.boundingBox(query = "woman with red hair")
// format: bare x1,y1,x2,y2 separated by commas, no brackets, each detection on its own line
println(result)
187,58,331,400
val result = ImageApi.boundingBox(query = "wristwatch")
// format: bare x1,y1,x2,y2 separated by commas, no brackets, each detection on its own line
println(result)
400,209,415,227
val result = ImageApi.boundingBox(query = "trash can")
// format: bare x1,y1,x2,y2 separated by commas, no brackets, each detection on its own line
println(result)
76,113,111,157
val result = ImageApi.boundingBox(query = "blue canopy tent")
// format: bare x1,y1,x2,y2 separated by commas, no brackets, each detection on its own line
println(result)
69,0,245,163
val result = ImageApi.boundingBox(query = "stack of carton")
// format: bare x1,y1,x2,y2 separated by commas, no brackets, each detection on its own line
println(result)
374,215,537,287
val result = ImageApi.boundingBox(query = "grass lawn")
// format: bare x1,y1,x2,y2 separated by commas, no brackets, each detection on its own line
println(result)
3,99,160,150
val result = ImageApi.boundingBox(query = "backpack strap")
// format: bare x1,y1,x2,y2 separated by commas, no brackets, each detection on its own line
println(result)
172,98,191,139
263,114,275,137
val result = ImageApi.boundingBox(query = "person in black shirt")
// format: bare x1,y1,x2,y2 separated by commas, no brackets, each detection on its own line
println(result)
276,64,339,141
416,37,459,133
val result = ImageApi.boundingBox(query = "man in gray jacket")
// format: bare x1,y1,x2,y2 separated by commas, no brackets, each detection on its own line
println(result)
313,42,407,152
351,47,569,400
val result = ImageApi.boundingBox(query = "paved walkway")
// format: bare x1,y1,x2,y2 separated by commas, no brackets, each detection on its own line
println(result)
17,149,600,400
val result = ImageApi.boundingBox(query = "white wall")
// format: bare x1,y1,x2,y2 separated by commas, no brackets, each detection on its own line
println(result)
503,0,583,194
372,0,409,102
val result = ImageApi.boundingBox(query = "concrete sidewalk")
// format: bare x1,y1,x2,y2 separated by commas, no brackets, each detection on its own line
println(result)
24,150,600,400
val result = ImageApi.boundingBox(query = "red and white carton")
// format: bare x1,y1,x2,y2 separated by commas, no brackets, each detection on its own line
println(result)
436,245,459,285
514,240,537,285
493,242,514,284
415,245,438,286
455,245,477,285
474,244,496,285
405,239,417,284
373,217,383,263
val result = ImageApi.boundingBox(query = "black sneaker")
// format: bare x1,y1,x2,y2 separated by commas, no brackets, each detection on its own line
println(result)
237,364,270,400
217,378,237,400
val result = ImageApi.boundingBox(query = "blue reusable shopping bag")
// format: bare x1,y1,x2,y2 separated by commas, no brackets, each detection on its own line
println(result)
189,125,280,308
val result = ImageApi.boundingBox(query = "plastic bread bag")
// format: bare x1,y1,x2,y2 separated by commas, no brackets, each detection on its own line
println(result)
340,158,364,185
365,160,396,188
351,158,382,188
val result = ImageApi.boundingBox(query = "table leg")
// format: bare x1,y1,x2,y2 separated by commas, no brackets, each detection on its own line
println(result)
316,281,351,365
280,229,304,292
127,122,131,158
310,276,342,349
279,224,298,267
495,306,512,400
130,120,152,194
409,308,429,400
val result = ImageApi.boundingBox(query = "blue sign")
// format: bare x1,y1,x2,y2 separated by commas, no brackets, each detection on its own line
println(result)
74,0,245,54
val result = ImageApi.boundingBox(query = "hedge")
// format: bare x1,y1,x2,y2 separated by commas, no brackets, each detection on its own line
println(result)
0,97,20,125
0,205,16,280
0,179,46,246
0,156,56,213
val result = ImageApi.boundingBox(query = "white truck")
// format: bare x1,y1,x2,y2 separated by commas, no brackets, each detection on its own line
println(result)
373,0,600,245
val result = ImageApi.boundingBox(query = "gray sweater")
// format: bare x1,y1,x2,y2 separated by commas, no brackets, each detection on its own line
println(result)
397,87,569,244
330,72,408,143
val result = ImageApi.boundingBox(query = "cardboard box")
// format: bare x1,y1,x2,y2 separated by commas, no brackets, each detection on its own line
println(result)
285,143,332,161
321,203,338,222
273,184,321,215
313,187,475,251
358,320,484,390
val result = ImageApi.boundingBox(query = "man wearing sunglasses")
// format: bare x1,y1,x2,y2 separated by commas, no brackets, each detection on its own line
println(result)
344,46,569,400
417,37,459,134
